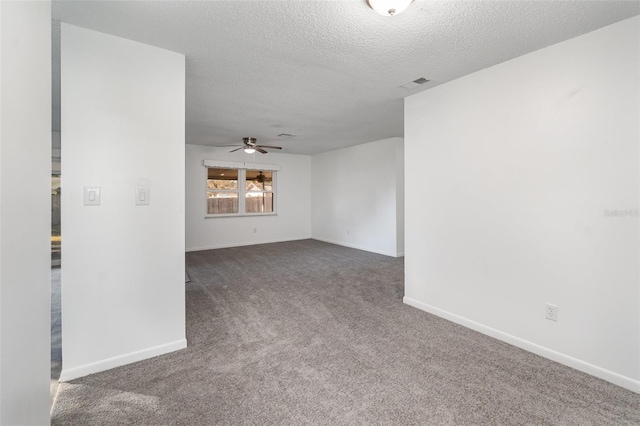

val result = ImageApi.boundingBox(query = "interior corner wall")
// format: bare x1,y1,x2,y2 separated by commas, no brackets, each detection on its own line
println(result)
404,16,640,392
60,24,186,381
185,144,311,251
0,1,51,424
311,137,404,257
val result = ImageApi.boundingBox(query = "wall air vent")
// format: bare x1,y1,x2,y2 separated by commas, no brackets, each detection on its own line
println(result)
400,77,430,90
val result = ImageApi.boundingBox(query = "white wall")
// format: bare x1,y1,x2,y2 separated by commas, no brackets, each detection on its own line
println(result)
61,24,186,381
186,144,311,251
311,137,404,257
395,140,405,256
404,16,640,392
0,1,51,424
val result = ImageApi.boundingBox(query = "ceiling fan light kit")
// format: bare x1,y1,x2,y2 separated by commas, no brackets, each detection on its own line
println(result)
367,0,414,16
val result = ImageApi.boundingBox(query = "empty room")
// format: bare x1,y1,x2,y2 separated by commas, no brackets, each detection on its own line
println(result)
1,1,639,425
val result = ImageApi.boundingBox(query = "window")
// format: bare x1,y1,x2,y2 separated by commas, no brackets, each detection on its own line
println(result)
205,161,278,216
245,170,273,213
206,168,239,214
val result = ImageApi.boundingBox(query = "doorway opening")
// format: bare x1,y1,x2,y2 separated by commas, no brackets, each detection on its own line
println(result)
51,139,62,401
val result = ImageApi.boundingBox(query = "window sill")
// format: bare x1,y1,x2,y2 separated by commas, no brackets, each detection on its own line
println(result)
205,213,278,219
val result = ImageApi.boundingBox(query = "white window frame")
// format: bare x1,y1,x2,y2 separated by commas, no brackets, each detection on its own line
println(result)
204,160,279,218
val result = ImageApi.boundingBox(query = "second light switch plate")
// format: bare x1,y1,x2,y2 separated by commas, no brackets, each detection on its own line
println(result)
135,186,150,205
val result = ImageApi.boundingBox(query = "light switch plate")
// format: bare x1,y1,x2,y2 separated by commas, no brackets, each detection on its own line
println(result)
135,186,150,205
84,186,100,206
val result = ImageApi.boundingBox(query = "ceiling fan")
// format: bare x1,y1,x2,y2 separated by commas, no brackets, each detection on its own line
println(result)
222,137,282,154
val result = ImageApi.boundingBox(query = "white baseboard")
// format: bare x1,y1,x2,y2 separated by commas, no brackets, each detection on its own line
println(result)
311,236,403,258
59,339,187,382
403,297,640,394
186,236,311,252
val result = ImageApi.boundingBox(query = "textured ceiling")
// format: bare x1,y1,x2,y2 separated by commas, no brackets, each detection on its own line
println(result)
52,1,639,155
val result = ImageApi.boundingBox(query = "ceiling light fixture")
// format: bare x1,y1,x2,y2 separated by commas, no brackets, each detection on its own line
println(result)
367,0,414,16
244,147,256,154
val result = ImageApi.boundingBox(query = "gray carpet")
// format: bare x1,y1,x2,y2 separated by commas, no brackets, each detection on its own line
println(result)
51,239,640,425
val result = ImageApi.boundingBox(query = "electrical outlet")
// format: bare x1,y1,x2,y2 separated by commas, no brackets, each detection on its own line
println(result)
545,304,558,321
347,229,350,235
253,228,257,233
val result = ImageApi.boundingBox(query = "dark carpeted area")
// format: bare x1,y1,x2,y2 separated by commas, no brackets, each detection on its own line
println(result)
51,239,640,425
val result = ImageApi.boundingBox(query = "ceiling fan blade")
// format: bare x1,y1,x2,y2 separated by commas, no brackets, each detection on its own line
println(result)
256,147,268,154
229,147,243,153
217,144,243,147
257,145,282,150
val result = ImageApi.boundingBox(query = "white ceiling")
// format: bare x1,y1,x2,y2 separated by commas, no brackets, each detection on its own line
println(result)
52,0,639,155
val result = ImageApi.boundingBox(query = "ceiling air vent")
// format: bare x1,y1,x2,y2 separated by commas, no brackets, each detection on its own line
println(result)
277,133,296,138
400,77,430,90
